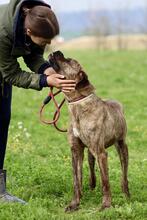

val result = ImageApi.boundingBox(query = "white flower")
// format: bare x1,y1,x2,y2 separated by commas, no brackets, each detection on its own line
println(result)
18,125,23,129
25,132,31,138
18,121,23,126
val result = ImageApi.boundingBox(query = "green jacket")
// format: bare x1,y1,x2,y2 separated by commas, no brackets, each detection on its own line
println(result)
0,0,51,90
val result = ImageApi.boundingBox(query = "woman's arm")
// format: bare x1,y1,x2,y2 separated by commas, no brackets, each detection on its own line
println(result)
0,38,45,90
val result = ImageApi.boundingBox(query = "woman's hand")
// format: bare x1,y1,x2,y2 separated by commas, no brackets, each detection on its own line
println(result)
46,74,76,92
44,67,76,92
44,67,57,76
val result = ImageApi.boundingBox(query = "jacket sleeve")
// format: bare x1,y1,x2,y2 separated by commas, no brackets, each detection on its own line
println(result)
0,38,44,90
22,44,51,74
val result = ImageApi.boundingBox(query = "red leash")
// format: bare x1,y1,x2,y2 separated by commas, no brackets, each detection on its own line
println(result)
40,87,67,132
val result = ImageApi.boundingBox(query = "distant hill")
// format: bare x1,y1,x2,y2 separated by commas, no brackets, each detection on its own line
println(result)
56,7,147,40
51,34,147,50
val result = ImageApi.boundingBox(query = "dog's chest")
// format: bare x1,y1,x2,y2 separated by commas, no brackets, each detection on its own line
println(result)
70,113,81,138
69,105,83,138
72,123,87,145
72,120,92,146
73,127,80,138
68,105,92,145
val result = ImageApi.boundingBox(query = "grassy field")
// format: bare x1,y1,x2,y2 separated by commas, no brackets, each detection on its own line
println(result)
0,50,147,220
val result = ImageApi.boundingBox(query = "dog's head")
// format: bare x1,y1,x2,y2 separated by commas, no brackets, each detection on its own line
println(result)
49,51,94,91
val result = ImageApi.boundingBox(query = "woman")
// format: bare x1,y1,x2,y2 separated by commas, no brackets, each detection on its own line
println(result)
0,0,75,204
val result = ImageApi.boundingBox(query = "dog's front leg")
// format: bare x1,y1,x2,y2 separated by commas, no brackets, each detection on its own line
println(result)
96,147,111,210
65,140,84,212
88,150,96,190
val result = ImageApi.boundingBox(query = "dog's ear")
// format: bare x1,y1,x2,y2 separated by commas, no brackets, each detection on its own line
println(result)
76,71,90,89
76,70,95,96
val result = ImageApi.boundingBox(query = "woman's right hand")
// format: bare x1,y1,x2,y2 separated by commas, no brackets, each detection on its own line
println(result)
46,74,76,92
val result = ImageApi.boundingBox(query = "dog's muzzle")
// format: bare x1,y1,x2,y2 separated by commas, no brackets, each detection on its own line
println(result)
48,51,65,72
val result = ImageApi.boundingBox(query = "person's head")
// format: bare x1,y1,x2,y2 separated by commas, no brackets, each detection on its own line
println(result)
24,6,59,46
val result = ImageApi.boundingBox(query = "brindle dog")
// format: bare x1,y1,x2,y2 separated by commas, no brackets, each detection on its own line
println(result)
49,51,130,212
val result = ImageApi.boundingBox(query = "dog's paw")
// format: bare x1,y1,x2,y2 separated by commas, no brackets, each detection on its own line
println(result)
99,204,111,212
99,198,111,211
124,190,131,199
121,182,131,198
65,202,79,213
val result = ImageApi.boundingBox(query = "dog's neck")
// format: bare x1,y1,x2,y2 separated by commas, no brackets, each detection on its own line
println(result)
64,81,95,103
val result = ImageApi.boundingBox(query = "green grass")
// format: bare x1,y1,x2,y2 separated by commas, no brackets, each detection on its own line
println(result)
0,50,147,220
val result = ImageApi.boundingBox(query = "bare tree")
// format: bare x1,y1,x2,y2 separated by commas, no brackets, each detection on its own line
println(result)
88,4,111,50
115,1,133,50
139,0,147,49
93,15,111,49
115,9,128,50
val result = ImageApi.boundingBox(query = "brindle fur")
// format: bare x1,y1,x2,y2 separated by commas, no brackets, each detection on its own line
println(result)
49,51,130,212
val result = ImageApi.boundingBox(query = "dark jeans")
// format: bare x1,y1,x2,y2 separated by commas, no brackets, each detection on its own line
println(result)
0,81,12,169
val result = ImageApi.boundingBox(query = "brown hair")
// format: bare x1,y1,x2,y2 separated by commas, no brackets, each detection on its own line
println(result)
24,6,59,39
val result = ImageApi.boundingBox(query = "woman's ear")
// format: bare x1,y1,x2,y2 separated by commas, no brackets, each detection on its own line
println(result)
26,28,31,36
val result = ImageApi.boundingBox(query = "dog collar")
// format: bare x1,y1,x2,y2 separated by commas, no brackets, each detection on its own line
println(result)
68,94,94,105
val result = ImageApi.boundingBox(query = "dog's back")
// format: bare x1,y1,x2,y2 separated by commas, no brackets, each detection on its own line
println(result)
103,99,127,147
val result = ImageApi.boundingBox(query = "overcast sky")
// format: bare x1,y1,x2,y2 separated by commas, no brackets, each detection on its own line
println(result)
0,0,146,12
